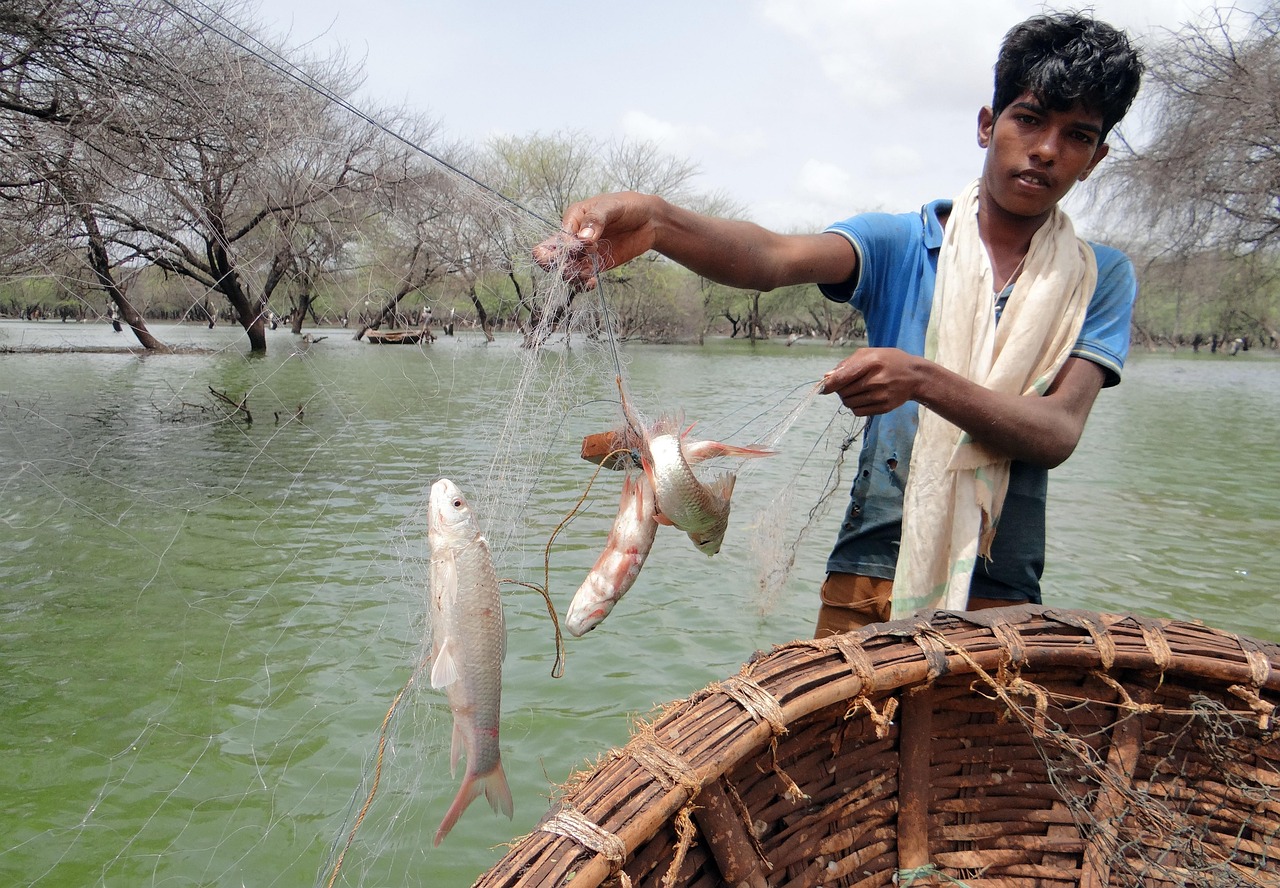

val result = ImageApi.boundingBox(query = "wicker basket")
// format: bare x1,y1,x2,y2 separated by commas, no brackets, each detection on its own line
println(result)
475,606,1280,887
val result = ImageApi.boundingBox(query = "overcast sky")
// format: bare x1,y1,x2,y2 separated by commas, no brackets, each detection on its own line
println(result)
248,0,1248,235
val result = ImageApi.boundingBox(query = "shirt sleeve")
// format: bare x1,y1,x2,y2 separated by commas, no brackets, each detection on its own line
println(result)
818,212,916,316
1074,244,1137,387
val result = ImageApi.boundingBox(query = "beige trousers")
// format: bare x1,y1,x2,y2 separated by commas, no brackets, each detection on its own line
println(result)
814,572,1022,638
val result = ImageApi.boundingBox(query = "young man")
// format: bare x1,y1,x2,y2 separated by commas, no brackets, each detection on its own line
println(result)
537,13,1143,636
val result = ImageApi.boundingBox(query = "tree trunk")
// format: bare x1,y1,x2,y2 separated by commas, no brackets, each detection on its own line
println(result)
467,284,494,342
209,240,267,352
290,293,314,335
80,210,171,352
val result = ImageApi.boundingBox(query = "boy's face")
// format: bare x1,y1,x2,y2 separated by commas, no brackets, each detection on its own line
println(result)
977,91,1110,220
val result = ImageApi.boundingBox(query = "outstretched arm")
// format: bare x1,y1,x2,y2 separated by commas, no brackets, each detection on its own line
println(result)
820,350,1105,468
534,192,857,292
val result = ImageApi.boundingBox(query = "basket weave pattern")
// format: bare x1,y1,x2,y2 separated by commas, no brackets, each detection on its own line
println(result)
475,606,1280,887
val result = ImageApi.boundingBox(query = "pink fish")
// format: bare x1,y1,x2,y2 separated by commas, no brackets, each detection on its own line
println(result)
427,478,512,846
566,471,659,636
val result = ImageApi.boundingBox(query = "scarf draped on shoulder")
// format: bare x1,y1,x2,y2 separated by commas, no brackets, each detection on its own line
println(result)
890,180,1096,616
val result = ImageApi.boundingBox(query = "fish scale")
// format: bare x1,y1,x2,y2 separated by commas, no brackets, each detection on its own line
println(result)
646,433,736,554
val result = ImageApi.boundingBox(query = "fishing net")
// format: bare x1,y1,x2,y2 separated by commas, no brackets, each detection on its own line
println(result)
0,3,852,886
7,5,1277,888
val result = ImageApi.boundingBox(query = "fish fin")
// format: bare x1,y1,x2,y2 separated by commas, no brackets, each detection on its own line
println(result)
430,637,460,688
684,440,777,464
632,473,658,524
639,458,672,526
432,762,514,847
484,761,514,819
708,472,738,503
431,551,459,606
433,772,481,847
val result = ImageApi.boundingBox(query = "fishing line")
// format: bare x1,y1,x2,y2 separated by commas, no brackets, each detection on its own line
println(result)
749,402,863,613
162,0,559,230
516,445,638,679
171,0,644,665
321,674,417,888
78,7,852,880
168,0,635,392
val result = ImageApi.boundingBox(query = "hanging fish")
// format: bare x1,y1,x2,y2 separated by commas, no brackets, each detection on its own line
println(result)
634,413,774,556
565,471,659,637
426,478,512,846
643,430,740,555
599,403,776,556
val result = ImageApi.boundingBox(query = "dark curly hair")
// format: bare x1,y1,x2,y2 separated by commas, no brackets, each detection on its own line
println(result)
993,12,1144,139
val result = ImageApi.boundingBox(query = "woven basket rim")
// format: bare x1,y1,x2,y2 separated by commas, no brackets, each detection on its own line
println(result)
475,605,1280,887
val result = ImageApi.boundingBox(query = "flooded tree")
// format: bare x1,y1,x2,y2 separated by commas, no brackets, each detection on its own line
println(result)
354,126,467,336
103,19,391,353
0,0,410,354
0,0,177,350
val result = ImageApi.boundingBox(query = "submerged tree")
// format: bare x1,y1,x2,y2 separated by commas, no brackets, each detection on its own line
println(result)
0,0,179,350
104,17,391,353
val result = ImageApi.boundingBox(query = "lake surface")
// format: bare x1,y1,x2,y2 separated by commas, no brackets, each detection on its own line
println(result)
2,319,1277,886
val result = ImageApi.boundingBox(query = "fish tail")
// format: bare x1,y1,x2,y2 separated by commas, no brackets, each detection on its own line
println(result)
708,472,738,502
484,761,514,819
714,442,776,459
432,761,514,846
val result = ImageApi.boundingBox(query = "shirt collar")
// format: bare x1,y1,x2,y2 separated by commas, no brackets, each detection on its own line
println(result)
922,199,951,250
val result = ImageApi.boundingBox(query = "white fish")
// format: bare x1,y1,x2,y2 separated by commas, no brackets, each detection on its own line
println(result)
602,403,775,556
644,432,738,555
565,471,659,636
427,478,512,846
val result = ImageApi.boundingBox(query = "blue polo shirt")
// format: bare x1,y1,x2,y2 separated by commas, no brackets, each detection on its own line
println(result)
819,199,1136,601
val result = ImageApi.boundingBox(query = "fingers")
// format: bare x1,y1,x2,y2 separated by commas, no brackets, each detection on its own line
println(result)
531,193,642,290
818,349,911,416
531,228,600,291
559,203,598,241
818,352,872,395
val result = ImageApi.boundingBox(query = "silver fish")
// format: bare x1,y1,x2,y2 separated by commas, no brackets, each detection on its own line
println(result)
565,471,659,636
427,478,512,846
644,431,738,555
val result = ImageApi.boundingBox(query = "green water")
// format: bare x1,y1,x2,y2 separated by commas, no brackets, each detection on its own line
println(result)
1,320,1277,886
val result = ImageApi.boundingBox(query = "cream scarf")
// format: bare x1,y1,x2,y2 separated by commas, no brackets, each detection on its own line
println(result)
890,180,1096,616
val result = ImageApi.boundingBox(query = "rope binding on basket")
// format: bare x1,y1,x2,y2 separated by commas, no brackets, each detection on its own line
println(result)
628,726,701,794
720,674,787,734
541,805,631,886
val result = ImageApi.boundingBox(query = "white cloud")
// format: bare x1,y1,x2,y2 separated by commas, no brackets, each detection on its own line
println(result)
619,110,767,161
797,159,855,204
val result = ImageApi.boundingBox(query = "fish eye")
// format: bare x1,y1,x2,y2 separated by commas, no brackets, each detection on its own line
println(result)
452,498,464,508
